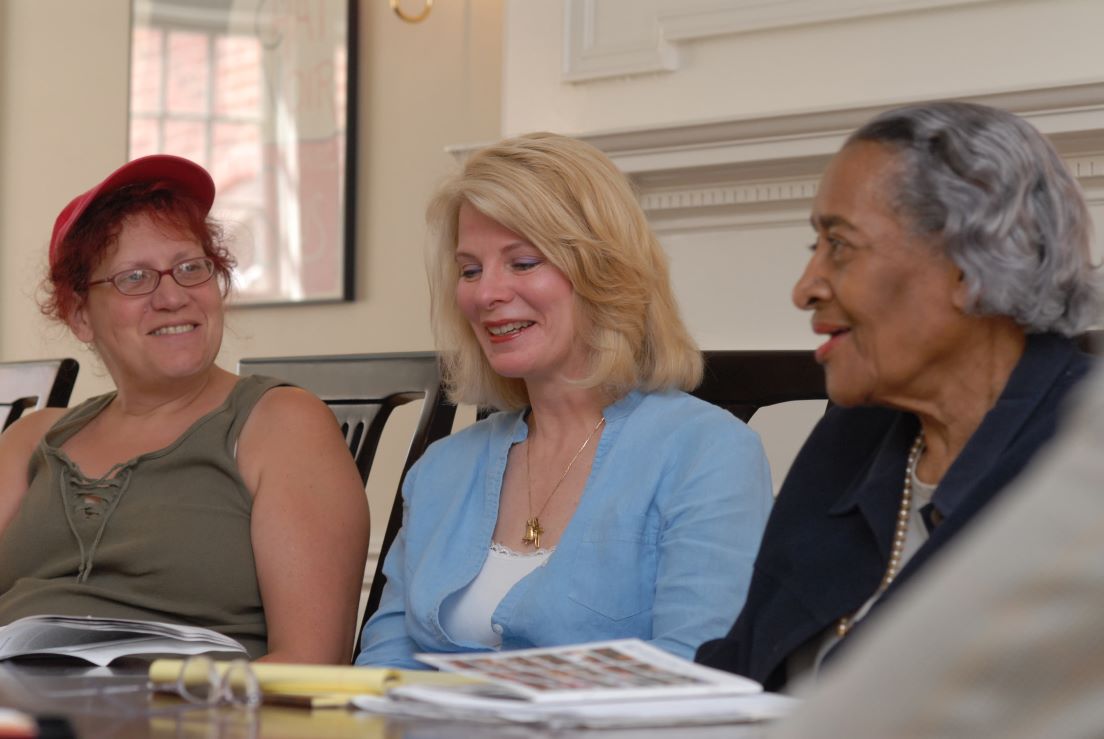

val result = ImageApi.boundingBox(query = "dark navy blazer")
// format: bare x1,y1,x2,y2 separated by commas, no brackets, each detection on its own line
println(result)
695,333,1094,691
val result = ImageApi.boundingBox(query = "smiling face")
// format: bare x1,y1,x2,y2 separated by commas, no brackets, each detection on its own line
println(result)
454,203,587,387
68,211,224,392
793,142,972,409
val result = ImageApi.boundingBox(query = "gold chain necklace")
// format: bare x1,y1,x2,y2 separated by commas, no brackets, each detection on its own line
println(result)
522,416,606,549
836,430,925,638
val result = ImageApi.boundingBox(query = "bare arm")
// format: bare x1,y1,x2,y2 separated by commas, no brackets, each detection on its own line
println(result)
0,409,66,538
237,387,370,664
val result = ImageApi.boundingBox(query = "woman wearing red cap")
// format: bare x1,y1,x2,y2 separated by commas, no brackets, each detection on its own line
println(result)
0,156,369,663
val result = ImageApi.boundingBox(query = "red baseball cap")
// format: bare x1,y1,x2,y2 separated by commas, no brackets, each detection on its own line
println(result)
49,154,215,269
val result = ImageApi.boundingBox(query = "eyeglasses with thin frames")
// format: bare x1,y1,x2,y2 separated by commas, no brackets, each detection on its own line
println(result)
165,655,262,709
86,257,216,296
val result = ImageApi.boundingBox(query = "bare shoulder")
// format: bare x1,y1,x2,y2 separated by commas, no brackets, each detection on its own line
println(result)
0,407,67,451
245,385,339,435
237,386,345,474
235,384,361,501
0,408,68,505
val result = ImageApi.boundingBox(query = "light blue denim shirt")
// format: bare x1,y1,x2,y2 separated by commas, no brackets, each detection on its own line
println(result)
356,389,772,669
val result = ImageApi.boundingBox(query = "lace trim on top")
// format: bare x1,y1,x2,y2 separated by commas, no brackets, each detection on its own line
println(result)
489,541,555,558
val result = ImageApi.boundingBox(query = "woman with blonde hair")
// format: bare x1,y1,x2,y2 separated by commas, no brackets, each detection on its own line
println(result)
356,133,772,668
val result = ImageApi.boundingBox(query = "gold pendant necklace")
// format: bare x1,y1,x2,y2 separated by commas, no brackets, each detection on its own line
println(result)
836,430,924,638
522,415,606,549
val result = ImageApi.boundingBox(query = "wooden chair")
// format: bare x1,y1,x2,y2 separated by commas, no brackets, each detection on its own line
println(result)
695,349,828,422
0,358,80,431
236,352,458,657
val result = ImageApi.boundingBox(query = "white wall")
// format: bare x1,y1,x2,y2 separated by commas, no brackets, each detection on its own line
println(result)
0,1,132,372
503,0,1104,136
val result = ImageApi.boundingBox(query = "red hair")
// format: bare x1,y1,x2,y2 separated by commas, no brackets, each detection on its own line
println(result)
41,182,235,323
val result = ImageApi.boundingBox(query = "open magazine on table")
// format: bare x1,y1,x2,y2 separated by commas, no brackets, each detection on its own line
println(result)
0,615,247,666
352,639,798,729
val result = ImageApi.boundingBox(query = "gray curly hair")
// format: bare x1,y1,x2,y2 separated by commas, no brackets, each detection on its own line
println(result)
849,101,1101,336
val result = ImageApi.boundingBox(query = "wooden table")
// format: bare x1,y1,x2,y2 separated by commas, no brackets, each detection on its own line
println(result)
0,662,772,738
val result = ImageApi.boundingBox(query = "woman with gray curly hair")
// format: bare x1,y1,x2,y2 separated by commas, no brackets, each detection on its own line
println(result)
696,101,1100,691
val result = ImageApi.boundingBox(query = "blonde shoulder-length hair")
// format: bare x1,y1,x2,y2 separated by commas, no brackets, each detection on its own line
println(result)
426,132,702,411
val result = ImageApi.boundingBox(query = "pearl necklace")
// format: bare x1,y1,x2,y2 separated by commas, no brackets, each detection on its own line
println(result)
836,430,925,638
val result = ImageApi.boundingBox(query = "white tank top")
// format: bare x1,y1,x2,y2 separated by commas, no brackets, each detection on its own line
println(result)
439,542,553,647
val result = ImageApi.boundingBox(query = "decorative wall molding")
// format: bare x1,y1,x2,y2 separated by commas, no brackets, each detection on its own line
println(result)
563,0,679,83
564,0,995,83
635,154,1104,234
639,178,820,211
657,0,995,42
449,82,1104,232
581,83,1104,231
1074,154,1104,212
637,177,821,233
1068,153,1104,182
582,82,1104,173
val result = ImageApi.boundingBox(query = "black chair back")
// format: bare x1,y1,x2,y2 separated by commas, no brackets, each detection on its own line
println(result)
0,358,80,431
237,352,457,657
695,350,827,422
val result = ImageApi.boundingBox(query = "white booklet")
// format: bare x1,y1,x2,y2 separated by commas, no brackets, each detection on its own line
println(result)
353,639,797,729
0,615,247,666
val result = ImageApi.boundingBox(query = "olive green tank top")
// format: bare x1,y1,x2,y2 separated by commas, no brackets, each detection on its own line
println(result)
0,375,287,659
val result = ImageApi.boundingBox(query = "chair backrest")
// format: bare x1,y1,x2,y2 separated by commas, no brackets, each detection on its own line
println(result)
0,358,80,431
2,397,39,431
695,350,828,422
236,352,458,657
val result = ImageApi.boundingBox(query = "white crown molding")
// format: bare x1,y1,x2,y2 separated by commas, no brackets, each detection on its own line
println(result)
448,83,1104,232
1074,155,1104,210
581,82,1104,173
586,84,1104,228
564,0,996,83
640,179,820,211
1067,153,1104,181
454,83,1104,167
641,153,1104,234
641,178,817,234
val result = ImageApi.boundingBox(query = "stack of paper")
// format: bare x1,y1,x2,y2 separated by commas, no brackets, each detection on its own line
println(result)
357,684,796,729
353,639,798,729
0,615,247,666
148,639,800,728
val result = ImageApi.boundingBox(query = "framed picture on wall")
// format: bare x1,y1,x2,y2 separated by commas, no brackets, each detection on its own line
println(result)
129,0,357,305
